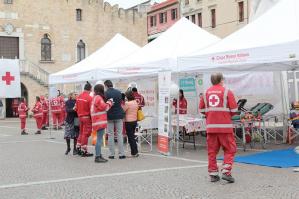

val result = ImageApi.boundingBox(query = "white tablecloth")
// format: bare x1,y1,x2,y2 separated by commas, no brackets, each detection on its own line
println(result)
172,115,206,134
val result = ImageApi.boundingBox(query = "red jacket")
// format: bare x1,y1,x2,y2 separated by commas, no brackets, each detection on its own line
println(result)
133,92,145,108
18,102,29,119
199,84,238,134
76,91,92,117
41,99,49,113
173,97,188,114
91,95,112,131
32,101,43,118
59,96,65,111
50,97,62,113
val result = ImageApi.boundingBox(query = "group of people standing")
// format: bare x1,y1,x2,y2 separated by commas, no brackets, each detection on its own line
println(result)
18,95,51,135
64,80,144,163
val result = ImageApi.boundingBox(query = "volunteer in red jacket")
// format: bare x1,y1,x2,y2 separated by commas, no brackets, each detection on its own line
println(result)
132,87,145,109
173,89,188,114
32,96,44,135
40,95,49,130
91,84,113,163
58,91,66,126
50,94,62,130
18,98,29,135
199,73,238,183
75,82,93,157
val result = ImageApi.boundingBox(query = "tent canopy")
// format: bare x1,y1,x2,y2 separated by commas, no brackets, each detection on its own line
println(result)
179,0,299,72
107,18,220,76
49,34,140,85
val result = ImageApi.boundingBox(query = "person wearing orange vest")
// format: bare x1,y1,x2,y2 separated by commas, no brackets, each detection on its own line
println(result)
199,73,238,183
50,95,62,130
91,84,113,163
32,96,44,135
75,82,93,157
40,95,49,130
173,89,188,114
132,87,145,109
18,98,29,135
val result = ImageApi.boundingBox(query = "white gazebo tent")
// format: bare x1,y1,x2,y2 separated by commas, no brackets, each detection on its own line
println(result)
179,0,299,72
178,0,299,142
49,34,141,85
107,18,220,76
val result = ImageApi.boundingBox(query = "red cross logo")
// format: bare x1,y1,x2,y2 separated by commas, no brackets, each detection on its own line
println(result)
2,72,15,85
209,94,220,107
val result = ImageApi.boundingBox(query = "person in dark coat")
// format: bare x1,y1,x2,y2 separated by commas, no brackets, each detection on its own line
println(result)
104,80,126,159
64,93,79,155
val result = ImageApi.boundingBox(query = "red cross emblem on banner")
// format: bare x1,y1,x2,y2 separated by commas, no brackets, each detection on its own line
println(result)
209,94,220,107
2,72,15,85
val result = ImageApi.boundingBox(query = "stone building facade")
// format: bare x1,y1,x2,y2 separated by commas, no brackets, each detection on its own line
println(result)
181,0,249,38
0,0,147,117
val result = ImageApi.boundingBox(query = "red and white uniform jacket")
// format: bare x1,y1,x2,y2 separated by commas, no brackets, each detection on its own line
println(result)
18,102,29,119
41,98,49,113
32,101,43,118
75,91,92,118
91,95,112,131
199,84,238,134
173,97,188,114
50,97,62,113
133,92,145,108
59,96,65,112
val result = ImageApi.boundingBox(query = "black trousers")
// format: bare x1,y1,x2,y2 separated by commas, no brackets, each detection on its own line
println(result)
125,121,138,155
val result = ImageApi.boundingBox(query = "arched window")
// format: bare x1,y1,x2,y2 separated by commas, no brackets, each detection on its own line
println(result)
41,34,51,61
77,40,85,62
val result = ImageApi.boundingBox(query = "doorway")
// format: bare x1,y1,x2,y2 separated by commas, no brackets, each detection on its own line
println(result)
5,83,28,118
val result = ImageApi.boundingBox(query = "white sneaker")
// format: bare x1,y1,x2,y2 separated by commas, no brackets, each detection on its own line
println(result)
293,168,299,172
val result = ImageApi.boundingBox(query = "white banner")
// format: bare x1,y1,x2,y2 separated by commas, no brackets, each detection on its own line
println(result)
158,71,171,154
204,72,274,96
0,59,21,98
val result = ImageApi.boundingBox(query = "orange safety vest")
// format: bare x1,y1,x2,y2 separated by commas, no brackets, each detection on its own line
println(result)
90,95,112,132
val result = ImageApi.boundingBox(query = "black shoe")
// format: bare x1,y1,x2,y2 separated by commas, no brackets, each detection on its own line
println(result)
119,155,126,159
81,151,93,157
65,148,71,155
95,156,108,163
42,126,48,130
222,174,235,183
77,148,82,156
35,131,41,135
58,126,63,130
73,149,79,155
132,154,139,158
21,131,28,135
210,175,220,182
108,156,114,159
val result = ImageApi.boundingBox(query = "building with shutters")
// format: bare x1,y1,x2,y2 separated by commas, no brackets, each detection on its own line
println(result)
0,0,147,117
181,0,249,38
147,0,180,42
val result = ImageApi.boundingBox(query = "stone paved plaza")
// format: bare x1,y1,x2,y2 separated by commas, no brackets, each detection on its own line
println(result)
0,119,298,199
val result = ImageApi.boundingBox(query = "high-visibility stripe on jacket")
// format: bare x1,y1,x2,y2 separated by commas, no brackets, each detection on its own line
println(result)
32,101,43,118
199,84,238,133
76,91,92,117
173,97,188,114
90,95,112,131
18,102,28,119
50,97,62,113
41,99,49,113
